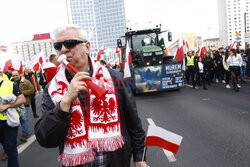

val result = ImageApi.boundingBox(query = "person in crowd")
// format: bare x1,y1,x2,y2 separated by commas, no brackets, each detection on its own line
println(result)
194,52,200,85
35,24,148,167
227,49,242,92
245,44,250,77
185,51,195,85
24,67,40,118
0,74,26,167
240,50,247,83
4,66,15,81
204,52,214,85
49,54,58,66
39,69,47,90
193,57,207,90
210,50,217,81
223,50,231,88
214,48,225,83
12,70,34,142
43,54,59,83
236,45,241,54
100,59,107,66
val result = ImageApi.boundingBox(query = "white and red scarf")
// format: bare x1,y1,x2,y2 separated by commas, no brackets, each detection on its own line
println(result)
48,58,123,166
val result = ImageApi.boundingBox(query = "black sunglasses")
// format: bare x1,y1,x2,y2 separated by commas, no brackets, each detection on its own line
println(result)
54,40,86,51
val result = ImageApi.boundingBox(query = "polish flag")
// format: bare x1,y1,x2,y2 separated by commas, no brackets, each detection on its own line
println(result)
145,125,183,154
13,57,23,75
32,52,44,72
0,46,7,52
116,45,121,54
43,62,57,82
183,40,189,53
96,47,104,61
230,41,239,49
175,37,185,62
195,42,200,53
124,40,131,78
32,63,40,72
3,59,13,73
199,45,207,61
164,48,168,56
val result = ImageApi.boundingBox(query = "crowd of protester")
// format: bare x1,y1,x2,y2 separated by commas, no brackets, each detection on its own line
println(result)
0,53,57,166
0,43,249,166
185,45,250,92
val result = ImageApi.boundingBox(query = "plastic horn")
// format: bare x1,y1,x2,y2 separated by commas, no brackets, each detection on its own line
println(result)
58,54,108,98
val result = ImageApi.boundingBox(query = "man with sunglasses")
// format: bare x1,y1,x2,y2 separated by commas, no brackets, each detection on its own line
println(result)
35,25,148,167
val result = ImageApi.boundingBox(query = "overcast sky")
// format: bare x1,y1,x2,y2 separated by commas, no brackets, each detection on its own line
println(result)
0,0,219,67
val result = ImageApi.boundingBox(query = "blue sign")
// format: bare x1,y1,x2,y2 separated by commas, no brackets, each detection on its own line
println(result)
134,63,185,93
236,36,241,41
161,63,185,90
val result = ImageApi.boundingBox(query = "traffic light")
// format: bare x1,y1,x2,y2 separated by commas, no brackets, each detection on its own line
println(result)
168,32,172,42
117,39,122,48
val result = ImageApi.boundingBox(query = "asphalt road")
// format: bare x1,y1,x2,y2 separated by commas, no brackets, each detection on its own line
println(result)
1,81,250,167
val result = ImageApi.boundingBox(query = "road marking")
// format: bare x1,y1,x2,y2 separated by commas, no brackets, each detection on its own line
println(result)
17,135,36,154
186,84,198,89
146,118,177,162
202,98,210,101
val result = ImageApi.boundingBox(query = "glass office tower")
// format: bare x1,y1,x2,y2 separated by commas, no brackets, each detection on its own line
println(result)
67,0,127,53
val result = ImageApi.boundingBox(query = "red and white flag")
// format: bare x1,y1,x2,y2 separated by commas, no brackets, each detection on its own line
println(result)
32,51,44,72
175,37,185,63
199,45,207,61
43,62,57,82
229,41,239,49
145,125,183,154
164,48,168,56
3,59,13,73
195,42,200,53
96,47,104,61
13,57,23,75
183,40,189,53
0,45,7,52
116,45,121,54
124,40,132,78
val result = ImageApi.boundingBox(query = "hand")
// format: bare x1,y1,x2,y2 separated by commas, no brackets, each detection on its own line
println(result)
66,72,91,99
0,104,10,112
134,161,148,167
60,72,91,112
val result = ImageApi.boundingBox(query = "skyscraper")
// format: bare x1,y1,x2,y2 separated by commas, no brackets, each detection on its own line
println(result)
218,0,250,48
67,0,127,54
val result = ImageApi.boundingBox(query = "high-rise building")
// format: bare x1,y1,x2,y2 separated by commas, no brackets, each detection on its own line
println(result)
218,0,250,48
66,0,127,55
11,33,54,66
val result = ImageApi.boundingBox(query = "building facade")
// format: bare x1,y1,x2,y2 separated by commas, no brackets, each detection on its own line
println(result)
66,0,127,54
203,37,220,50
11,33,54,66
218,0,250,48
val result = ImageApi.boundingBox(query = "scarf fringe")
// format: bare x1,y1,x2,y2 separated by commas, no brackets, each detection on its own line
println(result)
66,136,87,149
58,149,95,167
90,135,124,152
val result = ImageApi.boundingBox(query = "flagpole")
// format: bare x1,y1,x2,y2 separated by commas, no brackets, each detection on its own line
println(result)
141,147,146,167
141,125,149,167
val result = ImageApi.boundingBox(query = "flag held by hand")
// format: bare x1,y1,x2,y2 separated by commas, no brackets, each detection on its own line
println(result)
145,125,183,154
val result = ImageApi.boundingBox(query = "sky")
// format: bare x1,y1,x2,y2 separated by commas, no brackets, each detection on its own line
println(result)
0,0,219,68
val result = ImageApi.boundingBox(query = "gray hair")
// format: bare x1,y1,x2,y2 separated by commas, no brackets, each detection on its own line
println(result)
54,24,89,41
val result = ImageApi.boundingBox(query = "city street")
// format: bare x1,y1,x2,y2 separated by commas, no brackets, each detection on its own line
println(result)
1,81,250,167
